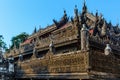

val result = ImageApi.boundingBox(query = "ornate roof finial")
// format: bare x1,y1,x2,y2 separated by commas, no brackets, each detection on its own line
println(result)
38,25,42,32
61,9,67,20
33,26,37,33
96,10,98,17
75,5,77,8
101,20,107,36
84,0,86,5
82,0,87,13
64,9,67,16
74,5,78,17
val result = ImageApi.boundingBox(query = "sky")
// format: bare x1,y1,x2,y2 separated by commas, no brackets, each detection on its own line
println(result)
0,0,120,47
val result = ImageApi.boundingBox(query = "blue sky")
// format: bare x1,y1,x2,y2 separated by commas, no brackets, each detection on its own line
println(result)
0,0,120,47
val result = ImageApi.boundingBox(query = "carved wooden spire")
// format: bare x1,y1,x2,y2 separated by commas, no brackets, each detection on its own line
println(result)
53,10,69,28
74,5,78,19
33,26,37,34
82,0,87,14
101,20,107,36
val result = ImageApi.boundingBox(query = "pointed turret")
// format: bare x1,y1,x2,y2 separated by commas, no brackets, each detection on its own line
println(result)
33,27,37,34
53,10,69,28
101,20,107,36
73,5,80,28
74,5,79,20
96,10,98,17
82,0,87,14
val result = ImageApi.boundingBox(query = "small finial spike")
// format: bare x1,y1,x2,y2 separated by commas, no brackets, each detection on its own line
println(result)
82,0,87,13
33,26,37,33
96,10,98,17
75,5,77,8
84,0,86,5
74,5,78,17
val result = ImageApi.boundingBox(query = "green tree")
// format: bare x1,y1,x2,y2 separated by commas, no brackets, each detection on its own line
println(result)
0,35,7,51
10,32,29,49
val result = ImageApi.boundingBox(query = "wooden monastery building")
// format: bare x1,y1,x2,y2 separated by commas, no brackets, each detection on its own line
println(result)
5,1,120,80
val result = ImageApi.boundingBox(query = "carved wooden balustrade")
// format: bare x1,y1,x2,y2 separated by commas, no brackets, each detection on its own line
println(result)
38,37,51,47
35,26,78,49
90,50,120,74
89,36,120,52
53,26,78,44
89,36,105,45
37,25,56,37
16,51,89,77
110,44,120,52
22,43,34,53
4,44,34,58
7,49,20,57
53,35,78,45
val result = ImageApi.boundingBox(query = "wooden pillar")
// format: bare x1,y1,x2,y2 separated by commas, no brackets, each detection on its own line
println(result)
81,24,89,51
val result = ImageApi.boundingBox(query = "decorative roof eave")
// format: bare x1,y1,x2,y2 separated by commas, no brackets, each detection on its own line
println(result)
52,22,72,34
86,13,96,22
28,24,56,39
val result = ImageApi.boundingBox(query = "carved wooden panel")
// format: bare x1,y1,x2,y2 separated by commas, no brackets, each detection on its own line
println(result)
16,51,88,76
90,50,120,74
49,52,88,73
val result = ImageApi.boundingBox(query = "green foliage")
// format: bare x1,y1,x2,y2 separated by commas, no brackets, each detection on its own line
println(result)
10,32,29,49
0,35,7,51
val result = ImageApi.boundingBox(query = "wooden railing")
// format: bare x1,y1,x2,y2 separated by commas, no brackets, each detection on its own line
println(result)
89,36,120,52
90,50,120,74
22,44,34,53
54,35,77,44
89,36,105,45
35,27,78,48
16,51,88,75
